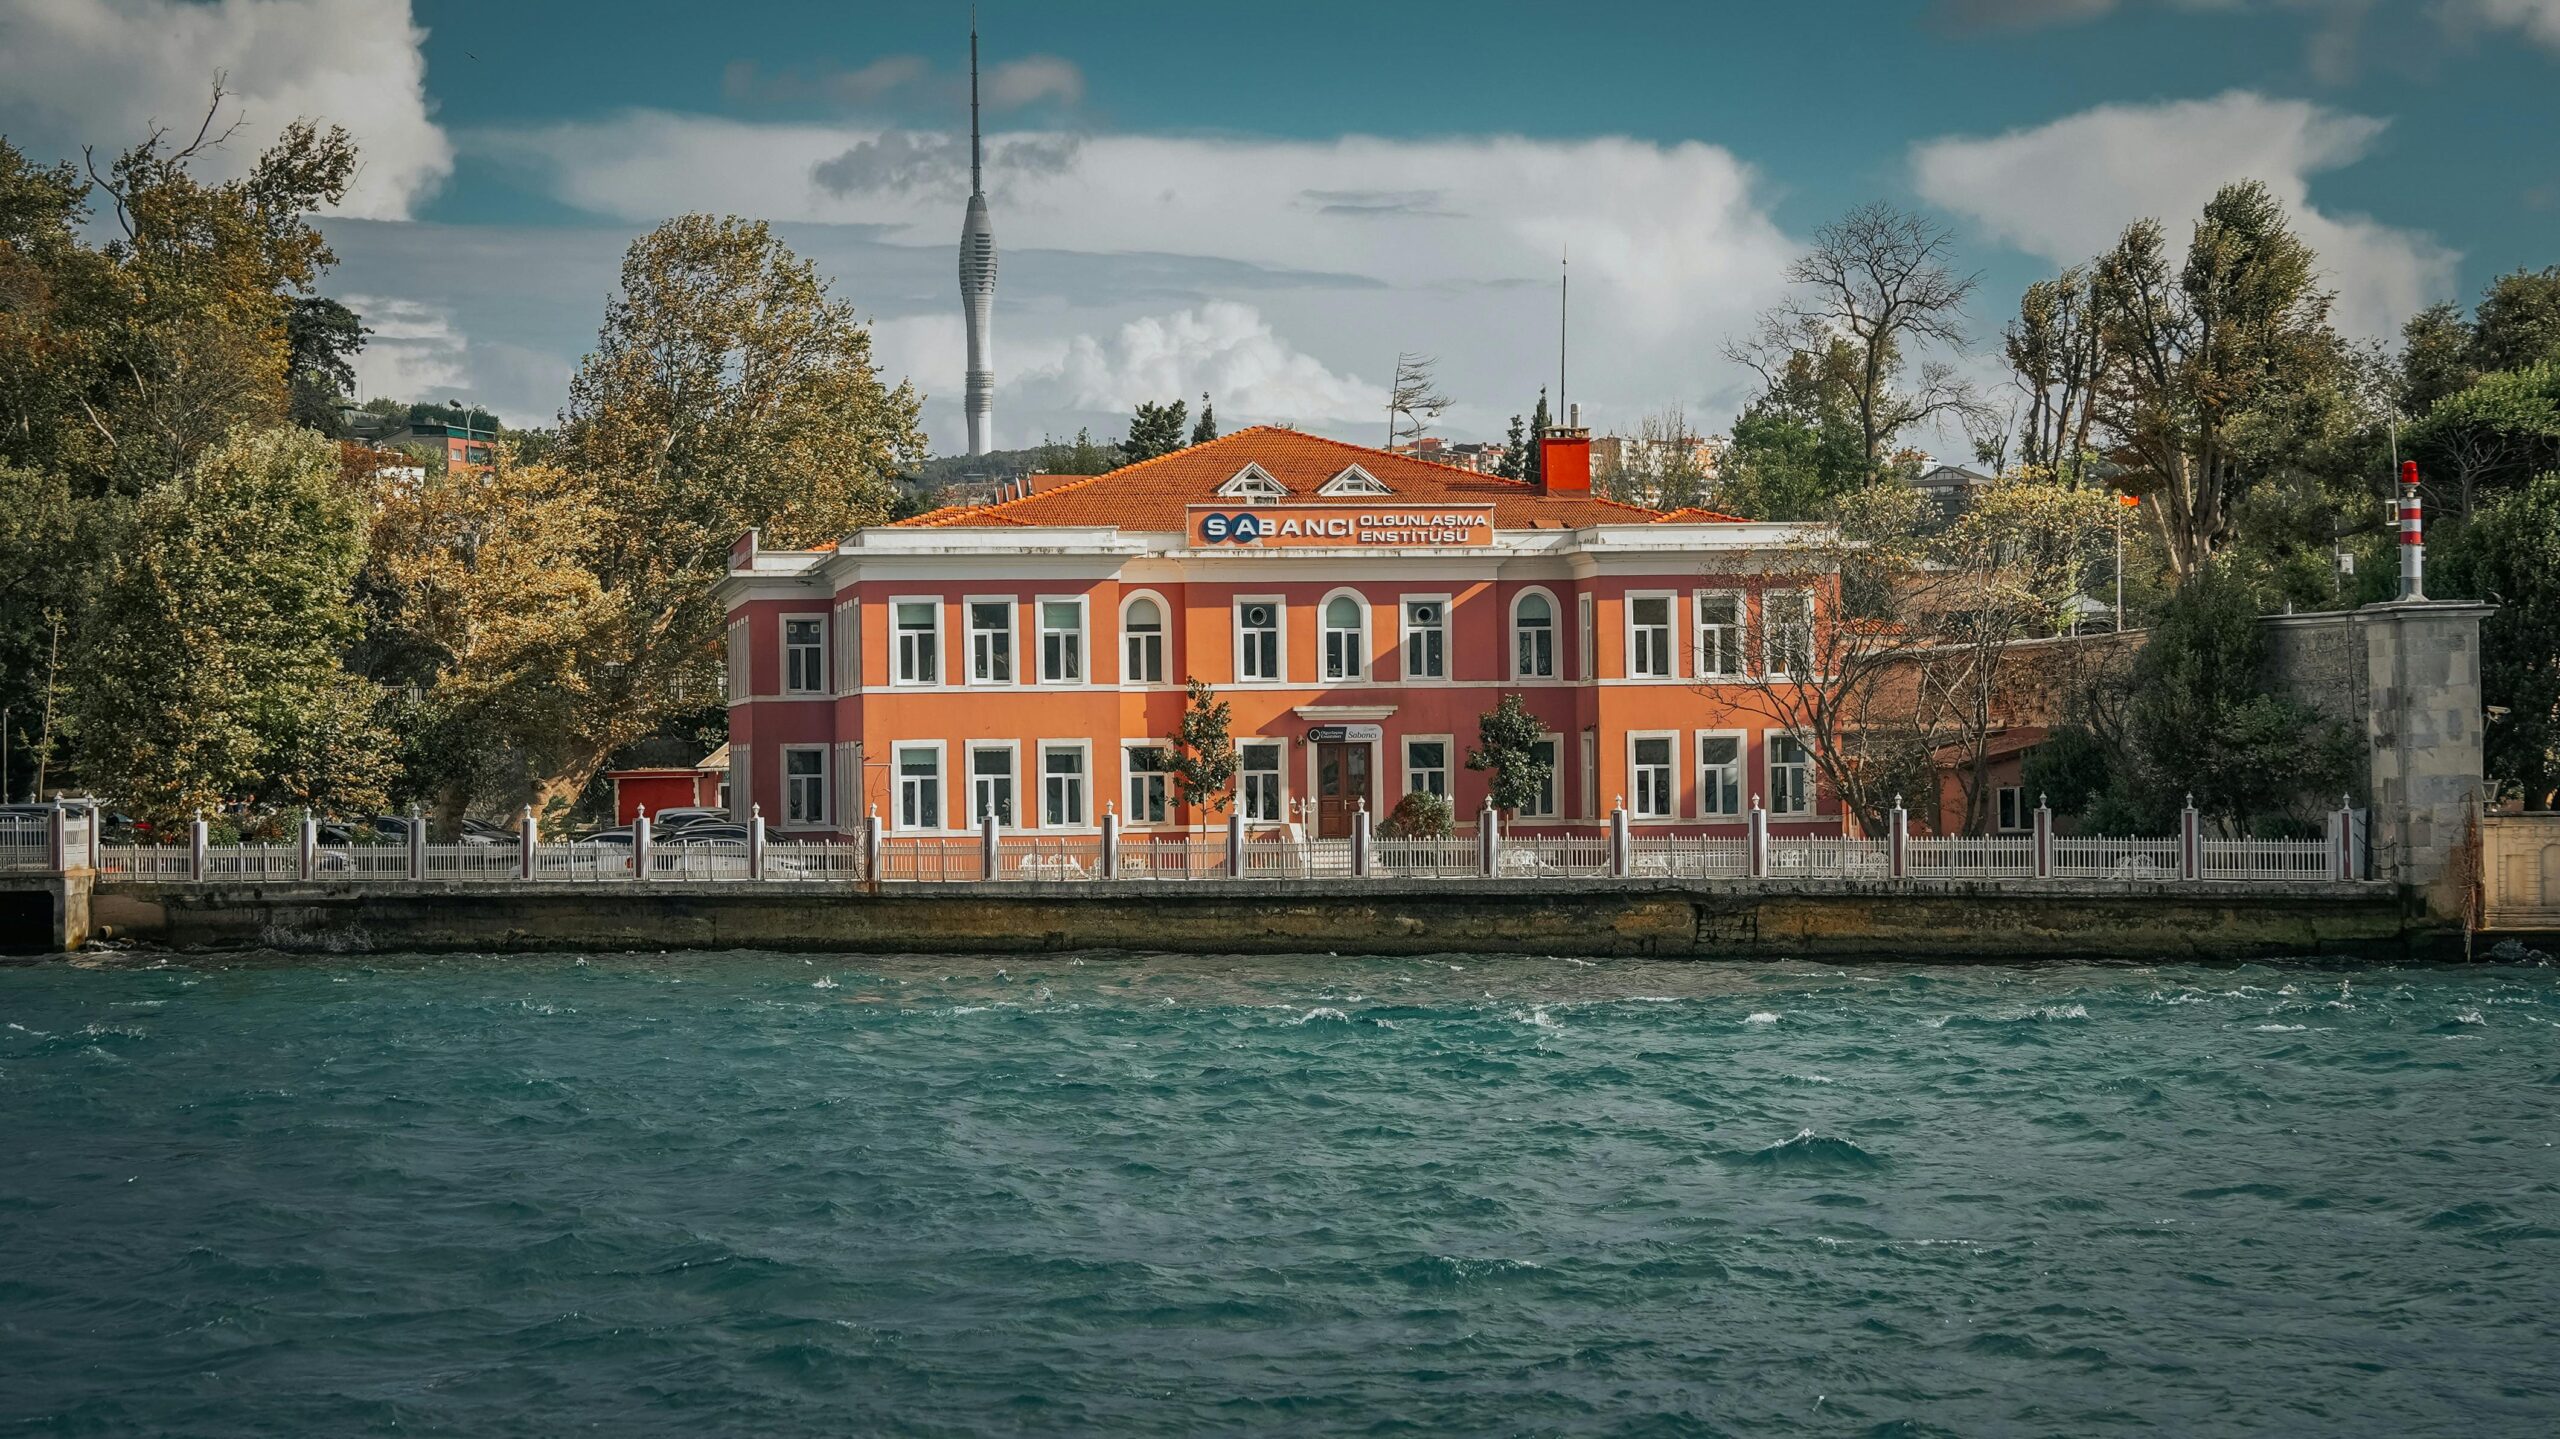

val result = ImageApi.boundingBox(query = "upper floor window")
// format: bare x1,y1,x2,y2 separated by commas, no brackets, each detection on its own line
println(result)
894,601,939,685
1769,733,1815,817
783,617,826,694
968,600,1012,683
1577,594,1596,681
1514,592,1555,678
1696,592,1740,679
1040,600,1084,682
1402,599,1447,681
1764,590,1815,678
1631,736,1675,818
1629,595,1674,679
1323,596,1365,681
1238,600,1281,682
1124,597,1165,683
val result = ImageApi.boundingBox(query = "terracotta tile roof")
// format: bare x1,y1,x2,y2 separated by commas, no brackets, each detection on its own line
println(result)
893,427,1755,532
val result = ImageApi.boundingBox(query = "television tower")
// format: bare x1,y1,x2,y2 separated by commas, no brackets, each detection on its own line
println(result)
958,16,998,455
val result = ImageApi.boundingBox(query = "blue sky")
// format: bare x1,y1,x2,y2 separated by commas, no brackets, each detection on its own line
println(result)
3,0,2554,456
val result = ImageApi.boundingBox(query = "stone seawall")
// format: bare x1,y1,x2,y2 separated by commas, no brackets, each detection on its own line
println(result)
78,879,2437,961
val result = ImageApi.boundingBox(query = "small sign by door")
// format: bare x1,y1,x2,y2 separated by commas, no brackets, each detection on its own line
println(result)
1306,722,1383,744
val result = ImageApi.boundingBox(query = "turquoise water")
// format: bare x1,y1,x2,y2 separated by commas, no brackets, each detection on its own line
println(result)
4,952,2557,1437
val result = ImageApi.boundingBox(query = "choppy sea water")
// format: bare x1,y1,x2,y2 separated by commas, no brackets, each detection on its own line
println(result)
3,951,2557,1437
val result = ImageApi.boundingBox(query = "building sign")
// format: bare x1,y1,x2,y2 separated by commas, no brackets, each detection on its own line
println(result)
1189,504,1494,549
1305,723,1384,744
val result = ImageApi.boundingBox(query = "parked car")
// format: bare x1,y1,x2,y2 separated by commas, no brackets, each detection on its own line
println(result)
646,807,727,835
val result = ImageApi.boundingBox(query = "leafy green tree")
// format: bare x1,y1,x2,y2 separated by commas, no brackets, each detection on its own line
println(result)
1378,790,1454,840
2089,181,2348,580
70,425,390,824
1190,393,1217,444
1137,679,1237,815
2406,361,2560,522
0,462,80,796
1524,389,1550,487
553,213,924,815
2003,265,2105,485
1714,340,1868,521
2472,266,2560,374
1122,398,1190,462
1465,692,1550,816
2439,470,2560,807
2020,726,2117,820
2398,302,2479,417
285,296,366,435
2123,558,2358,830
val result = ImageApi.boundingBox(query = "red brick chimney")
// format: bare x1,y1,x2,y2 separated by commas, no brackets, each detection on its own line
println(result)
1538,403,1591,495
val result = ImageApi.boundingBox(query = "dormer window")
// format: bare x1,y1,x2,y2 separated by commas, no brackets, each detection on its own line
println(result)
1317,465,1392,497
1215,464,1289,502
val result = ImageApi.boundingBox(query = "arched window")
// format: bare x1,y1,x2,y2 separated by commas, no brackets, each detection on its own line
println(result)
1514,590,1555,678
1123,595,1165,683
1323,594,1366,681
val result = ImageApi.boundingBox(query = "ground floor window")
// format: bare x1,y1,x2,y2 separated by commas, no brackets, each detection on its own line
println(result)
1517,737,1559,819
784,746,828,825
1769,734,1814,817
970,746,1015,827
1042,745,1088,827
896,745,941,829
1698,733,1744,817
1240,742,1284,822
1405,738,1448,798
1631,736,1675,818
1997,785,2027,832
1125,745,1170,824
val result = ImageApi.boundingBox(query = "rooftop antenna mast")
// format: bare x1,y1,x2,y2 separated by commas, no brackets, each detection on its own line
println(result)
969,8,982,197
1557,245,1568,425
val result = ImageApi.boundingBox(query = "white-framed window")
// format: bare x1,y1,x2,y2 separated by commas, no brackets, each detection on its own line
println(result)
1239,741,1284,822
1041,743,1089,827
832,599,860,693
895,743,943,830
967,598,1014,684
1628,594,1675,679
1404,736,1450,797
1512,589,1556,679
1215,463,1288,500
783,745,829,826
1321,592,1366,681
1997,785,2028,832
1580,731,1597,819
1630,733,1676,818
1577,595,1596,681
726,617,748,702
1236,598,1283,682
1039,597,1085,683
783,615,826,695
1518,734,1561,819
1122,593,1166,684
1696,731,1746,817
1763,589,1815,678
1401,597,1449,681
1768,733,1815,817
1124,744,1171,824
893,599,940,685
969,743,1017,827
1695,591,1741,680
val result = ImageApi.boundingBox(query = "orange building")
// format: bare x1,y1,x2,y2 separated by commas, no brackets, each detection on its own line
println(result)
720,427,1844,840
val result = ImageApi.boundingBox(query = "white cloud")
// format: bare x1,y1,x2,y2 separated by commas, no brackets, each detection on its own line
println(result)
2465,0,2560,51
340,293,469,404
467,112,1800,448
723,52,1084,110
1909,91,2457,339
0,0,451,219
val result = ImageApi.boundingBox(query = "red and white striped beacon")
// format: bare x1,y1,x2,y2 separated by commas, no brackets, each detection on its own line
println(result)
2396,458,2426,601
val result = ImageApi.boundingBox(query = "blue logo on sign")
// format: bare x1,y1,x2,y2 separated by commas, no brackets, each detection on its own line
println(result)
1200,511,1264,545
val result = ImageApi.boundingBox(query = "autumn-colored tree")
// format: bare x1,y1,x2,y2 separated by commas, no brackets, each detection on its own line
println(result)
545,214,925,814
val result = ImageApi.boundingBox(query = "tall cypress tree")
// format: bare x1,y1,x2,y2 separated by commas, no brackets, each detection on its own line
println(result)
1191,392,1218,444
1526,388,1551,487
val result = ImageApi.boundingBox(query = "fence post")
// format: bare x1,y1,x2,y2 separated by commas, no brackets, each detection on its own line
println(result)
1610,802,1631,878
1888,795,1908,880
633,810,653,881
1226,810,1245,879
87,806,100,873
189,810,208,882
297,813,316,881
1480,802,1499,877
749,804,766,880
1100,804,1119,880
48,803,69,874
519,807,537,880
981,806,999,881
1352,800,1372,878
407,805,425,881
2331,793,2353,882
2033,795,2053,879
863,805,883,884
1747,797,1768,879
2180,794,2201,881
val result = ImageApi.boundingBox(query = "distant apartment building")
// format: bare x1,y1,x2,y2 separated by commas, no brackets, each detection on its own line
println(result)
341,403,499,472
